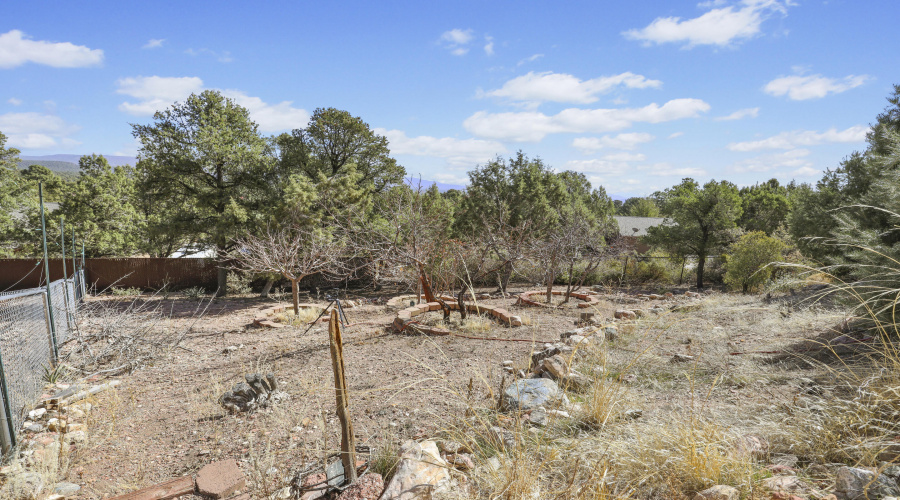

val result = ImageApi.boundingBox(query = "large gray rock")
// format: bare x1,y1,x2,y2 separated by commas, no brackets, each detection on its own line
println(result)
502,378,563,411
379,440,451,500
835,466,900,500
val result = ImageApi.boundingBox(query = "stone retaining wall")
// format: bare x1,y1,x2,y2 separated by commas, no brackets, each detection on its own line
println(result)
392,300,522,335
516,290,600,309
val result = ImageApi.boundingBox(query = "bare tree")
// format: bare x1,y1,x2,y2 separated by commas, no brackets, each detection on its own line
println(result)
233,226,342,314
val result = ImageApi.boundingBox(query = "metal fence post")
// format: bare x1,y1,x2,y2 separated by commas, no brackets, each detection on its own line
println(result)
39,183,58,361
60,217,73,333
0,347,16,454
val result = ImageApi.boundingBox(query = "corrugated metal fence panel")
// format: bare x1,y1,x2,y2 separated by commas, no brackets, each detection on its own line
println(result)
0,258,219,292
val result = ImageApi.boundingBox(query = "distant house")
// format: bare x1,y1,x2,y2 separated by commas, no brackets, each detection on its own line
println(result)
612,216,667,253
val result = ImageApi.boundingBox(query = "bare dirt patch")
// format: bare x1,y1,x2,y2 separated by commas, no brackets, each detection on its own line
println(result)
57,287,848,498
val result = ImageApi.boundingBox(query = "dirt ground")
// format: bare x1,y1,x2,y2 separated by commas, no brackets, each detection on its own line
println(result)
57,285,853,499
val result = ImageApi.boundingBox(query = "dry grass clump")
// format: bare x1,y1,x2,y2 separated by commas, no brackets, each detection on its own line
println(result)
273,307,323,326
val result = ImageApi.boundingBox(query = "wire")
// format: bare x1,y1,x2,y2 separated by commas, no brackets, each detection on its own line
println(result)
0,260,43,293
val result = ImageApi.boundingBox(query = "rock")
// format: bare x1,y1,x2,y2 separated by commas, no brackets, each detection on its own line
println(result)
336,473,384,500
380,440,451,500
24,423,43,433
633,309,646,318
52,482,81,496
531,345,561,368
437,440,470,455
734,434,769,460
560,371,592,393
547,409,571,419
835,466,900,500
529,407,548,427
65,430,87,445
271,486,293,499
603,326,618,341
565,334,590,347
501,360,514,367
196,459,247,499
772,454,799,468
541,355,569,380
761,476,811,497
510,315,523,327
502,378,564,411
220,373,279,413
623,409,643,420
614,310,637,320
445,453,474,471
28,408,46,420
694,485,739,500
671,354,695,363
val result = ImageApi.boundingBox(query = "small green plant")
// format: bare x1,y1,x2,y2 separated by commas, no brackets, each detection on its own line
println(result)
182,286,206,299
111,286,141,296
42,363,71,384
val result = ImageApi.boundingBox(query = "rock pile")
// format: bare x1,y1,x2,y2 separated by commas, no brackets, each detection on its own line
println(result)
220,373,287,413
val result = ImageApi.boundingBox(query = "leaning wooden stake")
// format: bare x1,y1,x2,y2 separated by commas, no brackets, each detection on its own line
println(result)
329,309,357,484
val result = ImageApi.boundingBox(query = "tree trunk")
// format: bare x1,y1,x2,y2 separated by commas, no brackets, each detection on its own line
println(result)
291,279,300,315
260,279,274,298
498,261,512,295
457,289,467,320
696,255,706,289
216,266,227,297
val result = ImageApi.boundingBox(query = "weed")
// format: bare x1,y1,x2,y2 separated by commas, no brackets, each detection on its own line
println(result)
111,287,141,296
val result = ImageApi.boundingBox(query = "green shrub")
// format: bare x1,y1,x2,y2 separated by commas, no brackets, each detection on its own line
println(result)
724,231,785,292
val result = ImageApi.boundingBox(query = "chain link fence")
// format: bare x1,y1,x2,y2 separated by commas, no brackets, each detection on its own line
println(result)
0,270,84,454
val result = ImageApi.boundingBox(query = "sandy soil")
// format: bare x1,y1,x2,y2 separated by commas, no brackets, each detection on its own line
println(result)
56,286,853,498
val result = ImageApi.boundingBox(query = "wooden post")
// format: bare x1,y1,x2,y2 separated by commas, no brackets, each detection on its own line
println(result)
328,310,357,484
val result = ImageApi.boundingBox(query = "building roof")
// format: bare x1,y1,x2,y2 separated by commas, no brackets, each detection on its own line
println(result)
613,216,667,237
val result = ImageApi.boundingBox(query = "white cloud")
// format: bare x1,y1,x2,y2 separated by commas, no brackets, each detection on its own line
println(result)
185,48,233,63
623,0,790,48
517,54,544,66
566,158,632,176
641,163,706,177
7,98,22,106
715,107,759,121
669,132,684,138
731,148,811,172
763,73,870,100
222,90,310,132
464,98,710,142
728,125,868,151
143,39,165,49
116,76,204,115
484,36,494,56
484,71,662,105
791,166,820,177
440,29,474,55
0,112,80,149
375,128,506,168
0,30,103,69
603,152,646,162
116,76,309,132
572,133,654,153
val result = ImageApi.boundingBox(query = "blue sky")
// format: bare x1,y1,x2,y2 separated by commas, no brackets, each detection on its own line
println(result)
1,0,897,196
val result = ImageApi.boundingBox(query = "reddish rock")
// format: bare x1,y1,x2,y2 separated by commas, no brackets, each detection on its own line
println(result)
336,473,384,500
195,459,246,499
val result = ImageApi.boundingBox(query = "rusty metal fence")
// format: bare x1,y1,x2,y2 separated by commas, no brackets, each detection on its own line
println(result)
0,270,84,454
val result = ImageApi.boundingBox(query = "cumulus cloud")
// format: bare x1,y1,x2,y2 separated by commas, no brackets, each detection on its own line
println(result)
0,112,80,149
375,128,506,168
143,39,165,49
623,0,790,48
572,133,655,153
566,157,703,179
440,29,474,55
484,71,662,105
517,54,544,66
116,76,309,132
7,98,22,106
464,98,710,142
763,73,870,100
731,148,811,172
728,125,868,151
715,107,759,121
484,36,494,56
0,30,103,69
